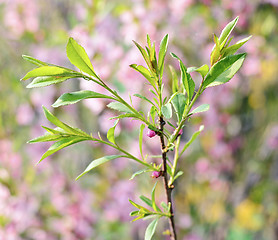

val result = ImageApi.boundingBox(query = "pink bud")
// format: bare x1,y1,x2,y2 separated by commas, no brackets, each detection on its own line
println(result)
151,171,161,178
147,129,156,138
178,129,183,136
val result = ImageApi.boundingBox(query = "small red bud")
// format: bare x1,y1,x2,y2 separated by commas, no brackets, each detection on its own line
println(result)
147,129,156,138
178,129,183,136
151,171,161,178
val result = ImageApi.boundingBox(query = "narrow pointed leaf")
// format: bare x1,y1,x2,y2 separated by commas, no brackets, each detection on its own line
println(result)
222,35,252,57
130,64,156,87
171,93,187,123
107,120,119,144
38,136,87,164
158,34,169,76
145,218,159,240
151,182,161,212
129,169,150,180
21,66,75,81
133,41,154,72
76,155,123,180
219,16,239,47
139,124,145,159
26,76,74,88
169,65,179,93
22,55,48,67
204,53,246,88
107,102,134,114
134,93,156,107
28,133,65,143
52,90,114,107
190,104,210,115
140,195,153,208
67,37,98,78
42,106,88,136
180,125,204,156
173,171,184,181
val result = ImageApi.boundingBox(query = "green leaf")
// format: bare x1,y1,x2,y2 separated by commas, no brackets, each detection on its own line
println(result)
169,65,179,93
129,169,150,180
218,16,239,47
22,55,48,67
222,36,252,57
28,132,64,143
42,107,88,136
151,182,161,212
158,34,169,76
171,93,187,123
149,105,156,123
190,104,210,115
139,124,145,159
211,34,221,66
173,171,184,181
145,218,159,240
161,102,172,119
140,195,153,208
130,64,156,87
107,102,134,114
204,53,246,88
76,155,123,180
52,90,114,107
26,76,74,88
180,125,204,155
38,136,88,164
109,113,138,120
107,120,119,144
133,41,154,72
134,94,156,107
67,37,98,78
171,53,195,102
188,64,209,79
21,66,75,81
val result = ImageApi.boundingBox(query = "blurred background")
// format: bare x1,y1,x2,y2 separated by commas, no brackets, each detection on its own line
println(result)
0,0,278,239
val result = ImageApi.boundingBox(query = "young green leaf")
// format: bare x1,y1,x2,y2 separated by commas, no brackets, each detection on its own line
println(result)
27,76,76,88
161,102,172,119
107,120,119,145
180,125,204,156
218,16,239,48
145,218,159,240
38,136,88,164
76,155,123,180
107,102,134,114
171,93,187,123
134,94,156,107
28,132,65,143
42,107,89,136
21,66,75,81
158,34,169,76
151,182,161,212
52,90,114,107
171,53,195,102
67,37,98,78
190,104,210,115
204,53,246,88
129,169,150,180
187,64,209,79
211,34,221,66
133,40,154,73
130,64,156,87
173,171,184,181
140,195,153,208
169,65,179,94
222,35,252,58
139,124,145,159
22,55,49,67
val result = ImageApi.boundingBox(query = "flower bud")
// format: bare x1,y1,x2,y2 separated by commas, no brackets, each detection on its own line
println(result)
151,171,161,178
147,129,156,138
178,129,183,136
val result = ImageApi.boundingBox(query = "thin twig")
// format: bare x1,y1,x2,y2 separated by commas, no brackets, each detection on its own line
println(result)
159,116,177,240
